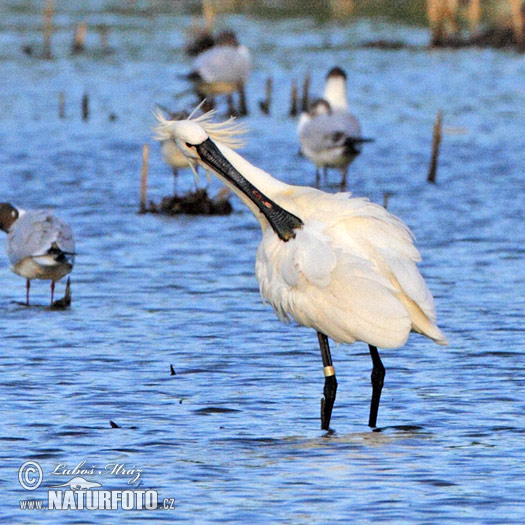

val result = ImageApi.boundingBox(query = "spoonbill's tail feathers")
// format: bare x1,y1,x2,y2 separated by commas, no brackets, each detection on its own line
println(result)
154,107,247,150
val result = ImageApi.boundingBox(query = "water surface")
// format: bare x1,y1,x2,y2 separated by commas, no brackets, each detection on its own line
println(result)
0,2,524,522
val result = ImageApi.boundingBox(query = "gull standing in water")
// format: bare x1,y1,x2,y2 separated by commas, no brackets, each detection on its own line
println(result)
159,110,194,193
0,203,75,306
188,30,251,116
155,111,448,430
298,67,372,190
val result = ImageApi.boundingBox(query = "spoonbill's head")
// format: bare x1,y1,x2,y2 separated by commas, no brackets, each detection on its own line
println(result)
0,203,19,233
154,108,303,242
159,119,209,162
154,108,246,163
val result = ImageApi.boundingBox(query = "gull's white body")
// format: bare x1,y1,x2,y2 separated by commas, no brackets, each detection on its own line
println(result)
298,70,366,177
7,209,75,283
161,140,189,170
155,116,447,350
299,112,362,169
192,44,251,95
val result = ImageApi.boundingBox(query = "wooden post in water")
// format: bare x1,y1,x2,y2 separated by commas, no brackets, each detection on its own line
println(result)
301,73,310,113
139,144,150,213
58,92,65,119
259,77,273,115
82,93,89,121
43,0,54,59
72,22,88,54
99,24,111,55
289,80,298,117
427,110,443,184
383,192,392,209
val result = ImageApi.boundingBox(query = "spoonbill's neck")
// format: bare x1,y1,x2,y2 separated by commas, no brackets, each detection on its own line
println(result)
197,139,300,238
323,76,348,112
215,142,291,199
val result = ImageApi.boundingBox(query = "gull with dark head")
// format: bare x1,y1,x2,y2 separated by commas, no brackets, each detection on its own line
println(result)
155,110,448,430
187,30,252,116
298,67,373,190
0,203,75,306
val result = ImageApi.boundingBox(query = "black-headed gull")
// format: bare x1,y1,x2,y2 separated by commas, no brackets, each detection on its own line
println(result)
188,30,252,116
298,67,373,190
0,203,75,305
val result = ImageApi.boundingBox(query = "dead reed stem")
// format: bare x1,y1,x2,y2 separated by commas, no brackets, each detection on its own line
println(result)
383,192,392,209
301,73,310,113
99,25,111,54
427,110,443,184
43,0,54,59
82,93,89,121
72,22,88,54
259,76,273,115
289,80,298,117
139,144,150,213
58,92,65,119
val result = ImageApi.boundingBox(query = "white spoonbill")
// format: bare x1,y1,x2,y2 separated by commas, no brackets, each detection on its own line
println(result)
188,30,252,116
0,203,75,306
298,67,372,190
155,111,448,430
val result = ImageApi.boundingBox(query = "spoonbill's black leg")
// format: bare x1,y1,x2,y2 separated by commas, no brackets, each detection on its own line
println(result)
50,281,55,304
25,279,30,306
317,332,337,430
368,344,385,428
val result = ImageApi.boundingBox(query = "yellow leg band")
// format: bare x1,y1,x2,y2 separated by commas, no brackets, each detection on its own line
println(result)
323,366,336,377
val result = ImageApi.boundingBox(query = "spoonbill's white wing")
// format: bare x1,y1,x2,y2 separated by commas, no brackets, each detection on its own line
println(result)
256,188,447,349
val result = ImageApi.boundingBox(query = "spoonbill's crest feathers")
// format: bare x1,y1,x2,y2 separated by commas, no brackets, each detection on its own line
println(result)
154,108,247,149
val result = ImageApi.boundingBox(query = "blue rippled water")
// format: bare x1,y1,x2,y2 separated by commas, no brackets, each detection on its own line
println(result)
0,1,524,522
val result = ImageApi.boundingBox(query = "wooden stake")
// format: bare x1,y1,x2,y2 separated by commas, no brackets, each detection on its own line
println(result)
139,144,150,213
238,83,248,116
72,22,88,54
301,72,310,113
289,80,298,117
258,76,273,115
43,0,54,59
58,92,65,119
99,25,111,54
427,110,443,184
82,93,89,121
